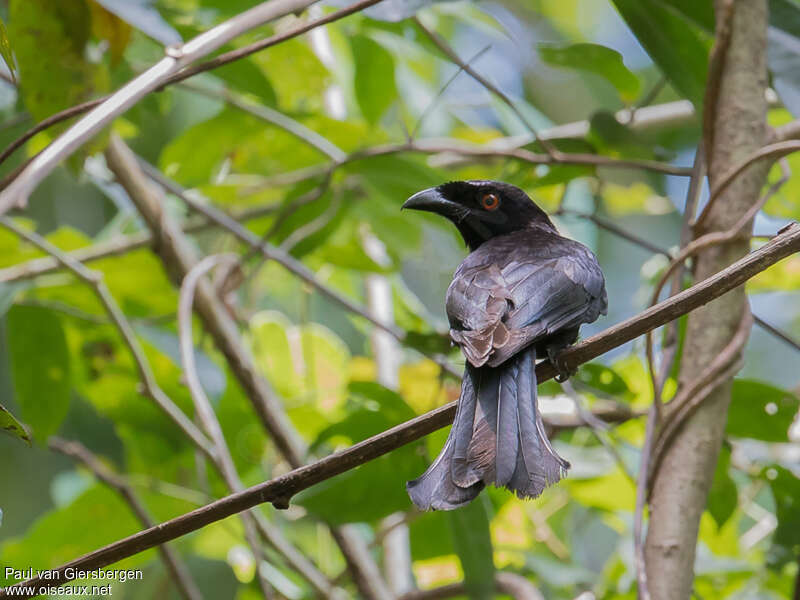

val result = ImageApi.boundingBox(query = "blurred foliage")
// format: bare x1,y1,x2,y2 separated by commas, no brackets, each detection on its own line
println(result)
0,0,799,599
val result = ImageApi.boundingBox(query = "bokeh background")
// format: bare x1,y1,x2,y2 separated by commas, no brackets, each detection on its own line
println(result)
1,0,800,598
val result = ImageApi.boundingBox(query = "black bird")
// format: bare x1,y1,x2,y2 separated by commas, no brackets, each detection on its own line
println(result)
402,180,607,510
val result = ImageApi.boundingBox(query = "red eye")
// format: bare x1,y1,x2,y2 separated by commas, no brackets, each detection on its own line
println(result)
481,193,500,211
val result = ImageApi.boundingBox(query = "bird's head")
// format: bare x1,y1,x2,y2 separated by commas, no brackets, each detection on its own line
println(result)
402,180,556,250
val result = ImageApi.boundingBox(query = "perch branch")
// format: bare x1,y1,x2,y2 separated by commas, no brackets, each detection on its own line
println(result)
3,221,797,598
48,437,203,600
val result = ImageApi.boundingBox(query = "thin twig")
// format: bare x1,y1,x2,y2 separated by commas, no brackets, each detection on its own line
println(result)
0,0,384,176
411,43,492,140
0,216,216,458
106,136,392,600
3,222,798,598
49,437,203,600
633,403,658,600
399,572,544,600
177,82,346,162
0,0,364,210
0,202,282,284
695,140,800,230
702,0,736,171
648,310,753,488
413,16,559,159
179,254,339,598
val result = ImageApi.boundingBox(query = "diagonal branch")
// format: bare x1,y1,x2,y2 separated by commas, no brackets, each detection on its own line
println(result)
0,217,215,458
2,221,797,598
48,437,203,600
104,135,393,600
179,254,341,598
0,0,324,212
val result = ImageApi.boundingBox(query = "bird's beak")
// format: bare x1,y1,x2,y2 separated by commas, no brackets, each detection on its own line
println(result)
402,188,459,215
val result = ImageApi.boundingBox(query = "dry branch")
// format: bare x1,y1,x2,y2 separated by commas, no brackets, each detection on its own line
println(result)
49,437,203,600
0,0,324,212
104,136,392,600
2,221,797,598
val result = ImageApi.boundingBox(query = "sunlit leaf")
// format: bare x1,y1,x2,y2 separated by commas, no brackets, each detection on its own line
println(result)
726,380,799,442
707,444,737,529
88,0,132,66
8,0,105,122
351,35,397,124
539,43,640,103
0,402,30,445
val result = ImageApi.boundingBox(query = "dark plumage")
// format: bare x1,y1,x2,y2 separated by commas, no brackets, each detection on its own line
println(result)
402,180,607,510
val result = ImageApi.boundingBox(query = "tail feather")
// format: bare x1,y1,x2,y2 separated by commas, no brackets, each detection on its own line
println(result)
406,347,569,511
511,348,569,497
495,362,520,486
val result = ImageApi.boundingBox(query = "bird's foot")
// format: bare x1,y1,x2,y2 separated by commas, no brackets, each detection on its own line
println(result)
547,346,575,383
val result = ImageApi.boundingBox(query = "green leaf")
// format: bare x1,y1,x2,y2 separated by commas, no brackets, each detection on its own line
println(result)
6,305,71,442
409,510,454,559
575,363,634,401
0,17,16,82
310,382,416,451
447,498,495,599
726,380,799,442
351,35,397,124
707,444,736,529
8,0,103,122
660,0,715,32
294,445,426,524
588,111,659,159
0,485,147,581
0,402,30,445
295,383,425,523
539,43,641,103
765,465,800,568
611,0,710,106
213,59,277,107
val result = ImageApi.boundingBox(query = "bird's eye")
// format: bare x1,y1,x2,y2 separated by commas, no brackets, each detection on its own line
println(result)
481,193,500,211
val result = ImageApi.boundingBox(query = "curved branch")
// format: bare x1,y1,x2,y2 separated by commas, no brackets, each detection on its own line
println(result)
0,0,325,211
2,221,797,598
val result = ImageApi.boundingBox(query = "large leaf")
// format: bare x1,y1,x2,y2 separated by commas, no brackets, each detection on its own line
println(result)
351,35,397,125
611,0,709,106
707,444,737,529
766,466,800,568
295,382,425,523
8,0,103,122
660,0,715,32
539,43,640,103
726,380,799,442
6,305,71,442
0,485,148,584
0,402,30,445
446,498,495,599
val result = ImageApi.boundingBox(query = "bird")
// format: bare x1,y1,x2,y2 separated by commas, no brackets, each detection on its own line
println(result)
402,180,607,510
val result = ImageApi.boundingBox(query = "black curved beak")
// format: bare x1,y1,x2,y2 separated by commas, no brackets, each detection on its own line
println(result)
402,188,460,216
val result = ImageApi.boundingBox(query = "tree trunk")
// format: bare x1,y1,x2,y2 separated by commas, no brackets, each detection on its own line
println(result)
644,2,770,599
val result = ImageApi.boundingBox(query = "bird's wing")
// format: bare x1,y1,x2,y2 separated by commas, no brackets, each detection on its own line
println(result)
446,240,605,368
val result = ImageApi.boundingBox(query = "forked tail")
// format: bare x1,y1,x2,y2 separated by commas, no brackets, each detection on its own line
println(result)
407,347,569,510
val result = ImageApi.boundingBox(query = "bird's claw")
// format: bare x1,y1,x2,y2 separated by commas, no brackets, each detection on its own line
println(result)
547,347,575,383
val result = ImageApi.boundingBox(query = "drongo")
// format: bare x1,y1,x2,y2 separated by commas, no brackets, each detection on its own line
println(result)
402,180,607,510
